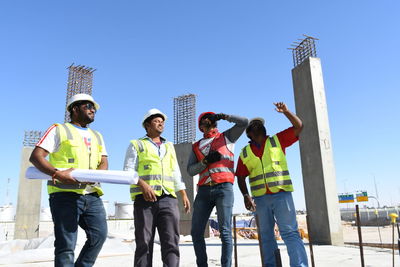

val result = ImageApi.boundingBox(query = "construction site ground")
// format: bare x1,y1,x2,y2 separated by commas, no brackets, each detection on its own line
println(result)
0,222,398,267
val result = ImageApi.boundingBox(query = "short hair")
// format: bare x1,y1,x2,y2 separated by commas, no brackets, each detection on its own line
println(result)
246,121,266,137
68,101,82,120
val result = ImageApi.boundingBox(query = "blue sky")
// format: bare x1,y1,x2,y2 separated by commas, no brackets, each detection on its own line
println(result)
1,1,399,213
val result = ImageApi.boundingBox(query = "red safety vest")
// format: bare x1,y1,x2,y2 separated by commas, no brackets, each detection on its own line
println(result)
193,132,235,185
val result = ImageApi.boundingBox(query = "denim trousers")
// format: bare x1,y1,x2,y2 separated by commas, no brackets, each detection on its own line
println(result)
254,191,308,267
133,194,180,267
191,182,234,267
49,192,108,267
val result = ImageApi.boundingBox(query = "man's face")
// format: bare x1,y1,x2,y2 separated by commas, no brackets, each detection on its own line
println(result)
199,114,216,132
246,120,266,140
76,101,96,123
147,116,164,134
199,118,212,132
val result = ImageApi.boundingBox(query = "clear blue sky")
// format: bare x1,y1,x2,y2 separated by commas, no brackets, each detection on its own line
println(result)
1,1,399,213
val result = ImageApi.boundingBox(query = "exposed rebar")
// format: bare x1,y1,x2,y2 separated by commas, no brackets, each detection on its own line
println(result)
64,64,96,122
173,94,196,144
289,35,319,67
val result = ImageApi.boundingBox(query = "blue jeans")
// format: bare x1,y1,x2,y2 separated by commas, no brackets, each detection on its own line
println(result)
49,192,108,267
254,191,308,267
191,182,234,267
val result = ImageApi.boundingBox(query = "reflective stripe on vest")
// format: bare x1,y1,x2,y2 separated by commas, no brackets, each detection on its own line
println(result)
48,123,104,196
130,185,162,194
240,135,293,196
199,167,235,180
193,132,235,185
140,174,175,182
129,139,177,201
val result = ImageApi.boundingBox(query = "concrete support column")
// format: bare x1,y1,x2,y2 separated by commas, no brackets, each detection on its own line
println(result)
291,57,343,245
175,143,196,236
174,143,210,237
14,147,42,239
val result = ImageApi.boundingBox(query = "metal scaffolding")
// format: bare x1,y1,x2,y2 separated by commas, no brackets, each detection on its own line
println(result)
289,35,319,67
64,64,96,122
174,94,196,144
23,130,43,147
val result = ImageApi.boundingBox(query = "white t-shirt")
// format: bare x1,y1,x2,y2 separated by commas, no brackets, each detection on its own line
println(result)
36,123,107,193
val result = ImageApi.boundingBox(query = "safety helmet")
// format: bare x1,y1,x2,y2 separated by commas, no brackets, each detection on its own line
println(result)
198,112,215,131
67,94,100,111
248,117,265,125
142,108,167,128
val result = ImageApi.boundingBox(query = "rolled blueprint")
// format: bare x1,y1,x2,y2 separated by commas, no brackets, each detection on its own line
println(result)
25,167,139,185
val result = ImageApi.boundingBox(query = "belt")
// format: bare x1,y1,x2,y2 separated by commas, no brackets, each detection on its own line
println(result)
202,181,218,186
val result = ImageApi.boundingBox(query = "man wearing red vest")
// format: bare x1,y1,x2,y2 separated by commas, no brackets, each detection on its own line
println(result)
187,112,248,267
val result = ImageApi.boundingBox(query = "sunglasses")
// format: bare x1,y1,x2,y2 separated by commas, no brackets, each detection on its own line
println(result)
81,102,96,112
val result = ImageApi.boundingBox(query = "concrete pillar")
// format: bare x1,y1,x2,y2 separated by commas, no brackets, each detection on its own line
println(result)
291,57,343,245
14,147,42,239
174,143,208,236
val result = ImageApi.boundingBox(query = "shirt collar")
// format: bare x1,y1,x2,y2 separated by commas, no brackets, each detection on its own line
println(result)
142,135,166,143
249,136,268,148
69,123,88,131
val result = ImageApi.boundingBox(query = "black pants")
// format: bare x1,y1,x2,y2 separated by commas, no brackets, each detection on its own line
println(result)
134,195,180,267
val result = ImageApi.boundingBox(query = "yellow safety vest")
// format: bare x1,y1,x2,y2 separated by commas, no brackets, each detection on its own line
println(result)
129,138,177,201
48,123,105,196
239,135,293,197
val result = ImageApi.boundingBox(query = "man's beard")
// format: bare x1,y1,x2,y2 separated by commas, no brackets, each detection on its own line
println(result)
78,113,94,124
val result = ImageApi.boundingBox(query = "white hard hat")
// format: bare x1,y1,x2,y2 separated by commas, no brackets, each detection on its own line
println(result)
142,108,167,128
249,117,265,125
67,94,100,111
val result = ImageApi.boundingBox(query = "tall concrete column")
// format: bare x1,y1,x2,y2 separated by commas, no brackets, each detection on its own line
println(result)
174,143,198,236
14,147,42,239
291,56,343,245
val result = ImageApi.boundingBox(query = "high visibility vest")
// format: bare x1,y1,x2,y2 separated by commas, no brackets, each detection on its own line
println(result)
129,139,177,201
47,123,105,196
193,132,235,186
239,135,293,197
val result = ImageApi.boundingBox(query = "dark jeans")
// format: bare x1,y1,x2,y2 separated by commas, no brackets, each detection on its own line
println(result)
134,195,180,267
191,182,234,267
49,192,108,267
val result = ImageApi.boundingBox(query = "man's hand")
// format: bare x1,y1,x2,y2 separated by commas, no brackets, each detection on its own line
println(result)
203,150,222,165
274,102,289,113
213,113,227,121
138,179,157,202
179,190,191,214
53,168,78,184
273,101,303,137
244,194,256,212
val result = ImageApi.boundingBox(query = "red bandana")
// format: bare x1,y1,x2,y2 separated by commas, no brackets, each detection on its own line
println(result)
204,128,220,138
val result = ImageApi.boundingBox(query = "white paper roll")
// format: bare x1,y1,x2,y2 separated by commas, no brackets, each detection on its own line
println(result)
25,167,139,185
